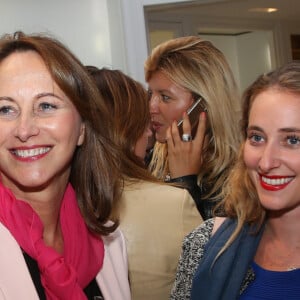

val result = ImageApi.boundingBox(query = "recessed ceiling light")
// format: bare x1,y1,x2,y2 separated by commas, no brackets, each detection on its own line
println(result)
248,7,278,13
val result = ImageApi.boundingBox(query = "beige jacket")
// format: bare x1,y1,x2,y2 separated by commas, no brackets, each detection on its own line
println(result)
119,180,203,300
0,223,131,300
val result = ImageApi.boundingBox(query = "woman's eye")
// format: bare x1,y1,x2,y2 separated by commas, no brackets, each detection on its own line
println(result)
0,105,17,117
287,135,300,145
147,90,153,101
0,106,12,114
248,134,264,144
161,94,171,102
38,102,57,112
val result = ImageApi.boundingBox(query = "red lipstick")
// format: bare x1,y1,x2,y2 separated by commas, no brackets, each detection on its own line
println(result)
260,174,293,191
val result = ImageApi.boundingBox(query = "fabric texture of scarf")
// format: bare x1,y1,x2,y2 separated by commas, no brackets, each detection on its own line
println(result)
0,182,104,300
191,218,264,300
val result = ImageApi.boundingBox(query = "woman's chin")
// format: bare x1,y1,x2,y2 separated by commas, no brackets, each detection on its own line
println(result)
155,132,167,144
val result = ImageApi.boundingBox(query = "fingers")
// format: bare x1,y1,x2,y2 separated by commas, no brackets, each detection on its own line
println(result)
194,111,207,147
170,119,182,144
167,110,196,146
166,111,206,178
165,123,175,148
181,112,192,136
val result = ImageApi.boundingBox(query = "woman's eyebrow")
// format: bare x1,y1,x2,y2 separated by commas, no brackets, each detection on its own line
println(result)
0,96,13,101
247,125,263,132
279,127,300,133
36,92,63,100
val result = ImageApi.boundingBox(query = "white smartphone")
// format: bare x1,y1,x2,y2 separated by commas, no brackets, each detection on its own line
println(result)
177,97,203,137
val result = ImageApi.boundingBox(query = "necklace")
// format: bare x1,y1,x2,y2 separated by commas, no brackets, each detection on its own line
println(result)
287,266,299,271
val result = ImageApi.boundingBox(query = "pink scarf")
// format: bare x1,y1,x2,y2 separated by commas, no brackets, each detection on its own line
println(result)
0,182,104,299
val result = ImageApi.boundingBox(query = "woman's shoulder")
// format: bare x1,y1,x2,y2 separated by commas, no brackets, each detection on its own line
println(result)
102,223,126,249
181,217,227,263
170,218,216,299
124,179,184,193
183,218,215,249
121,179,201,219
100,225,128,277
175,218,216,270
185,216,226,241
97,226,131,299
122,180,194,204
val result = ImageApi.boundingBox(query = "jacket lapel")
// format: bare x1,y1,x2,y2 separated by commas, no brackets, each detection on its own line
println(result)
0,223,39,299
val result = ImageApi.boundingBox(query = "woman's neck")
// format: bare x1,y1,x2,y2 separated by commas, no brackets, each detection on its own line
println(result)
255,209,300,271
266,208,300,245
13,183,66,254
33,197,64,254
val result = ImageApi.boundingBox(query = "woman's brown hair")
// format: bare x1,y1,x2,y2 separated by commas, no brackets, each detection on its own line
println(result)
0,31,122,235
87,67,160,183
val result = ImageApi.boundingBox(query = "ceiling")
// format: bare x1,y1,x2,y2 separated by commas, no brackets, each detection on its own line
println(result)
145,0,300,22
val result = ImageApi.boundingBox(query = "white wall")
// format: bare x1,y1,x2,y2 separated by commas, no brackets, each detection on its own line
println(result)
0,0,126,71
198,34,241,90
0,0,234,84
199,31,275,92
0,0,297,87
142,1,300,93
236,31,275,91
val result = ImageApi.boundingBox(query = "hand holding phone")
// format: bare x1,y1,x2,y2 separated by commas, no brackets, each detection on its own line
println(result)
177,97,203,138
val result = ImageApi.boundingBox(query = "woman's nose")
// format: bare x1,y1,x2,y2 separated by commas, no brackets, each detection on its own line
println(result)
149,95,160,113
14,114,40,142
258,143,281,173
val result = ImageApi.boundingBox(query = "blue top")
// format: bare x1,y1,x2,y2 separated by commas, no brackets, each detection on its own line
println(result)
191,219,264,300
240,261,300,299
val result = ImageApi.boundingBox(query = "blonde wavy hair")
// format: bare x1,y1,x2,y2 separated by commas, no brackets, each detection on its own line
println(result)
145,36,241,200
219,61,300,252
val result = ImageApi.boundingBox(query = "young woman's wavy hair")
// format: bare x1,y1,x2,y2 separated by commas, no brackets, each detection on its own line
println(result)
86,67,159,183
0,31,122,235
219,61,300,253
145,36,241,200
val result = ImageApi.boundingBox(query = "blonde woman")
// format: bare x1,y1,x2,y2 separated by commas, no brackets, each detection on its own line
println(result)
145,36,241,220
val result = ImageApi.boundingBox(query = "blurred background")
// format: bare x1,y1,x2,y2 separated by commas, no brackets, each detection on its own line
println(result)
1,0,299,92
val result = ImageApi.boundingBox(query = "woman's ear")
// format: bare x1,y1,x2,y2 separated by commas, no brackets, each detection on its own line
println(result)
77,122,85,146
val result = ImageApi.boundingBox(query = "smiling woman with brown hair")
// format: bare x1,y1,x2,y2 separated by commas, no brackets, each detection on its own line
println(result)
0,32,130,300
171,61,300,300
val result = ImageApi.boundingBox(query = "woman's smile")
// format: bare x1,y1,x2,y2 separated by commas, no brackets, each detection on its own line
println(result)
10,145,52,161
260,174,294,191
